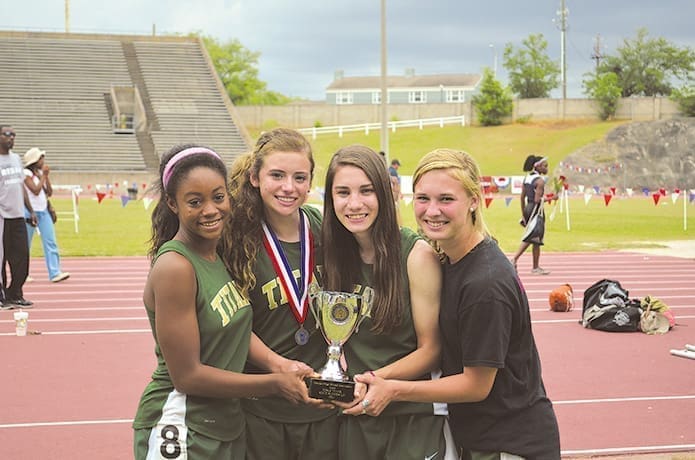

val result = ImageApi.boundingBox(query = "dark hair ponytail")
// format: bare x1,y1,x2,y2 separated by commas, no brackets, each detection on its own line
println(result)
523,154,542,172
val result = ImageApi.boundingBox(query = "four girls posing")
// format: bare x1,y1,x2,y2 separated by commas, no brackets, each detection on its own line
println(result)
134,133,559,459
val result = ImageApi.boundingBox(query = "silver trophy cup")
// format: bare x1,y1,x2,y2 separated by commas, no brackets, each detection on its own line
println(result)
307,290,371,401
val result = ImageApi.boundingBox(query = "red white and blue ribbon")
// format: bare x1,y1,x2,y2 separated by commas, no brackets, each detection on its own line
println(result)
261,208,314,325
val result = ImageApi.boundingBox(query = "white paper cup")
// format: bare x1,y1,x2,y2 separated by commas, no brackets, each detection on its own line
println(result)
14,311,28,336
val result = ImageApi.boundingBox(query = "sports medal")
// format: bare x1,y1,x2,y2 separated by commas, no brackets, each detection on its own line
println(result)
262,209,314,345
294,326,310,346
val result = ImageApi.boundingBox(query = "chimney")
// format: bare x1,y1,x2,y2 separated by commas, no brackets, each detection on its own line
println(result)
404,68,415,78
334,70,345,80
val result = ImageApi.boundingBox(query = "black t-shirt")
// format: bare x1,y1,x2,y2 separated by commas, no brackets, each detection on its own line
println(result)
440,237,560,459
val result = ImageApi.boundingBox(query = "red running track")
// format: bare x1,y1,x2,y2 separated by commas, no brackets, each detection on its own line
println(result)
0,253,693,459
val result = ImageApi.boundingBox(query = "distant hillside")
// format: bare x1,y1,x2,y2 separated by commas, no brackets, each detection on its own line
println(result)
557,118,695,191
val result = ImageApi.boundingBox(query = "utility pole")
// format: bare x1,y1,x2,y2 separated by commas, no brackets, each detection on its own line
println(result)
591,34,604,70
556,0,568,100
489,43,497,78
380,0,389,161
65,0,70,33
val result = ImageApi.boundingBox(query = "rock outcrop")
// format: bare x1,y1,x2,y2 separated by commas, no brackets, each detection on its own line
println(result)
557,118,695,191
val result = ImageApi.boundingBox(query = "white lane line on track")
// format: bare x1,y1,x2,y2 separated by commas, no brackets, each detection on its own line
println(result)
4,306,144,312
532,315,695,324
528,304,695,311
2,396,693,429
1,316,693,333
0,317,147,323
554,394,695,405
0,419,133,429
0,329,150,336
562,444,695,456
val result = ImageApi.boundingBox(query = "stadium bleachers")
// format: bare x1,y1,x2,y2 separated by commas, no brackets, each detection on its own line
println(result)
0,32,249,172
134,41,248,162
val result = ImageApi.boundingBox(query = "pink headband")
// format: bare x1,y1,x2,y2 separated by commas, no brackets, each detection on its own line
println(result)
534,156,548,167
162,147,222,189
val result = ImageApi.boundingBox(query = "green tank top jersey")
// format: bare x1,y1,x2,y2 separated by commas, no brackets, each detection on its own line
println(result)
242,205,337,423
133,240,253,441
344,227,446,417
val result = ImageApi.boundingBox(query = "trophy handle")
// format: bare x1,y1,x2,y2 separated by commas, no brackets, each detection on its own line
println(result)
354,289,374,333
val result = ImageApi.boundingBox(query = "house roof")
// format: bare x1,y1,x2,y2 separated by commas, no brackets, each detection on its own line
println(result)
326,73,481,91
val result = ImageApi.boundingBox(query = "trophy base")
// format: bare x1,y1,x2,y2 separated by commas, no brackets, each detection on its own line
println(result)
306,377,355,402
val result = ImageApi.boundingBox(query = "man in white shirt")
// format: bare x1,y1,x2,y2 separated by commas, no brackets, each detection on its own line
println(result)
0,125,35,308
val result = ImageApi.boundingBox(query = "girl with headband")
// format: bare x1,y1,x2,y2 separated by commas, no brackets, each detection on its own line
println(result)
220,129,338,460
133,144,312,460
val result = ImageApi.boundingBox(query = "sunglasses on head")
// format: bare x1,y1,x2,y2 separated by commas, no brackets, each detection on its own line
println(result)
1,131,15,137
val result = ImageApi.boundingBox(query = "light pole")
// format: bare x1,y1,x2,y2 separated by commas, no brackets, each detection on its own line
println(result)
380,0,389,160
489,43,497,78
555,0,568,100
65,0,70,33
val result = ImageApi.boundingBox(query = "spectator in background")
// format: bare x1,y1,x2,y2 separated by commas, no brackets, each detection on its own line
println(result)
388,158,401,181
511,155,556,275
388,158,402,224
0,124,34,309
23,147,70,283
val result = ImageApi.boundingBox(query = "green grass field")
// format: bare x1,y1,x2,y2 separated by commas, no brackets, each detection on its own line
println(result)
37,120,693,257
42,182,694,258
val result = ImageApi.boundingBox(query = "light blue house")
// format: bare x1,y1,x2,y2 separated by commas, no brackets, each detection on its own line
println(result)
326,69,481,105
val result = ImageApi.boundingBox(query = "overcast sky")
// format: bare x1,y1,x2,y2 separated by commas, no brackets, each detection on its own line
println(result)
4,0,694,100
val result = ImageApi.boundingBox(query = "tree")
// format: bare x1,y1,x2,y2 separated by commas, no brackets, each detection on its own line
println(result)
196,34,293,105
583,72,622,120
472,68,513,126
670,85,695,116
503,33,560,98
599,28,695,97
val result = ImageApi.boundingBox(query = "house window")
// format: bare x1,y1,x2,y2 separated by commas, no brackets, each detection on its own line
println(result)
372,91,381,104
408,91,426,103
336,92,353,104
446,90,465,103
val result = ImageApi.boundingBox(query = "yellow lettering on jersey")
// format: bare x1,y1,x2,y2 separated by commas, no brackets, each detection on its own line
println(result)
211,282,250,326
261,279,280,310
260,269,306,311
350,284,374,317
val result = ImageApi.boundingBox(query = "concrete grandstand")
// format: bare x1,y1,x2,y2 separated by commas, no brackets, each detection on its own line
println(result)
0,30,250,186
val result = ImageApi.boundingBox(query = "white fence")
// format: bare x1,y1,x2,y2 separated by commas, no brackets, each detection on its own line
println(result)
53,185,82,233
297,115,466,139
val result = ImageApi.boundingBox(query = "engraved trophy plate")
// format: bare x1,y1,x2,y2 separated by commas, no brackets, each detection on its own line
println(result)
307,290,371,402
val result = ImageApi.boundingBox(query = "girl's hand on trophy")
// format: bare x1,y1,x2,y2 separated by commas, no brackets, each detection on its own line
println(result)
276,358,312,374
353,381,367,402
341,372,393,417
275,369,313,404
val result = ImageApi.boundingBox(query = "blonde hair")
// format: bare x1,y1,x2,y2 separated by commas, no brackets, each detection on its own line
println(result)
413,148,491,239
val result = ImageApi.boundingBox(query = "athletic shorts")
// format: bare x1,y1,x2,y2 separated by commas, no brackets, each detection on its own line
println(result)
133,424,245,460
245,411,339,460
461,450,525,460
338,414,450,460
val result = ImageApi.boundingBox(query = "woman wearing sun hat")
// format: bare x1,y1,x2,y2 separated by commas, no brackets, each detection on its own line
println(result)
23,147,70,283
